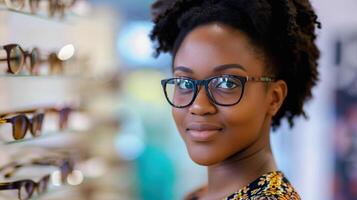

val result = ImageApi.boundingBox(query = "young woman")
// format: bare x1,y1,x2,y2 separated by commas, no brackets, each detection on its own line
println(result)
150,0,321,199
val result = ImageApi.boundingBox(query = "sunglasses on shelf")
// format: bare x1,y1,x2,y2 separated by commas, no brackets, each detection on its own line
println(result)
1,157,74,184
0,44,41,75
0,0,77,18
45,107,72,130
0,44,65,75
46,52,64,75
0,175,50,200
4,105,73,125
0,113,45,140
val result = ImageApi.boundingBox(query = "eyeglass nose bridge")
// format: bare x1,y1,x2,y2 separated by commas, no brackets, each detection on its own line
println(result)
191,79,215,105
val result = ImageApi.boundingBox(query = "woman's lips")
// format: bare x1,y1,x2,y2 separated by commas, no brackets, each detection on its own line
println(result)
186,123,223,142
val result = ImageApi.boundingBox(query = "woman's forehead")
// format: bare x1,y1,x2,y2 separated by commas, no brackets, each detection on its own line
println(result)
173,24,266,76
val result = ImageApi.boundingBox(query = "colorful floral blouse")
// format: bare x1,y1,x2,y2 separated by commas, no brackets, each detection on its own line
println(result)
185,171,301,200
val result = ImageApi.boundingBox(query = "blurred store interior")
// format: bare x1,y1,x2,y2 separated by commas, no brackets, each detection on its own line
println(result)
0,0,356,200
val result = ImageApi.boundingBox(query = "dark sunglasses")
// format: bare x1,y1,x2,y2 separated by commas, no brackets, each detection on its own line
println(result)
0,175,50,200
0,113,45,140
45,107,73,130
1,157,74,184
1,106,73,134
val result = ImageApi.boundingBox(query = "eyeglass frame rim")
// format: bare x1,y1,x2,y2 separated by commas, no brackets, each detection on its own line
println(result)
0,106,75,133
0,174,51,200
161,74,277,108
0,44,41,74
0,113,45,139
0,157,74,182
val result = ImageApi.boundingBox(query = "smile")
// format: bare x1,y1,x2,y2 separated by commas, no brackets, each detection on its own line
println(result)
186,123,223,142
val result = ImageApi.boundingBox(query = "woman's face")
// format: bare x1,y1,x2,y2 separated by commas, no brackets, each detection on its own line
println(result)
172,23,279,166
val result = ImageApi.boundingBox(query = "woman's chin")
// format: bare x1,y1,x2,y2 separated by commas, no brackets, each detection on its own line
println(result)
187,149,223,166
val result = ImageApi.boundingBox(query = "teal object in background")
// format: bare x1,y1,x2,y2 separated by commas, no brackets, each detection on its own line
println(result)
137,145,175,200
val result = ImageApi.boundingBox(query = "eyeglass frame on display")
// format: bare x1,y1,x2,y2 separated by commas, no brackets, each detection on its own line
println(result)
0,157,74,184
0,113,45,140
0,44,66,76
0,106,75,141
8,105,75,128
0,44,41,75
44,106,73,130
0,174,50,200
0,0,77,18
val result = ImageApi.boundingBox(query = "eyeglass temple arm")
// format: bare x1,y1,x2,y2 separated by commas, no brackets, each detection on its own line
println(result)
2,164,24,178
0,57,21,61
0,160,60,179
0,107,75,116
0,182,18,191
0,109,44,118
32,160,59,167
0,118,8,124
247,76,276,82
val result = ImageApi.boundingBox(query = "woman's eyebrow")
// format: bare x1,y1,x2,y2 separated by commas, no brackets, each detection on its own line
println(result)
173,64,246,74
173,66,193,73
213,64,247,72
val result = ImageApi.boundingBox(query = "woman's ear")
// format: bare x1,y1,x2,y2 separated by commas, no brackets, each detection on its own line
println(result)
268,80,288,116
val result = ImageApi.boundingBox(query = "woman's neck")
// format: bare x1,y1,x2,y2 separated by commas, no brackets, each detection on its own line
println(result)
203,122,277,200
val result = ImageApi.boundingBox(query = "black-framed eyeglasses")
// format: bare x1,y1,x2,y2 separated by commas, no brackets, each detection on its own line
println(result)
0,175,50,200
0,157,74,184
161,75,276,108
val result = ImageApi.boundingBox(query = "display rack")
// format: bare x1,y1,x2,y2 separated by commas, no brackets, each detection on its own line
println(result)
0,2,102,200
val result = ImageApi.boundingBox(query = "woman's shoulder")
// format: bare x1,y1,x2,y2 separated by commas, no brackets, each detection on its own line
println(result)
184,171,301,200
225,171,301,200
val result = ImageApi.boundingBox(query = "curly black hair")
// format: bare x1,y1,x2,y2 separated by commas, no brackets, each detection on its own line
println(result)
150,0,176,21
150,0,321,129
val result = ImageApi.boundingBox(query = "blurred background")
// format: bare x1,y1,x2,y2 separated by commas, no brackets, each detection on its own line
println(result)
0,0,356,200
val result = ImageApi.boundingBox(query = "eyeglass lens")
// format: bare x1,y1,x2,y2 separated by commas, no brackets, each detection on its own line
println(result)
164,76,244,107
10,114,45,140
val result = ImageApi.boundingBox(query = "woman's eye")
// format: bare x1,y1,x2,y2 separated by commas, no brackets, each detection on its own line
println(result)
177,80,193,90
216,79,238,89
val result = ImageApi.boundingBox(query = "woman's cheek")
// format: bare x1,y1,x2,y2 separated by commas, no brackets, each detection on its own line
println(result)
221,104,265,139
172,108,187,137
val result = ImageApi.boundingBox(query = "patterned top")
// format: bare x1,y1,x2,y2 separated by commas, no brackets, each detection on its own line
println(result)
185,171,301,200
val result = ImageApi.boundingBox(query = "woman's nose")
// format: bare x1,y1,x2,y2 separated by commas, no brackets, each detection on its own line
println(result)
188,87,217,115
